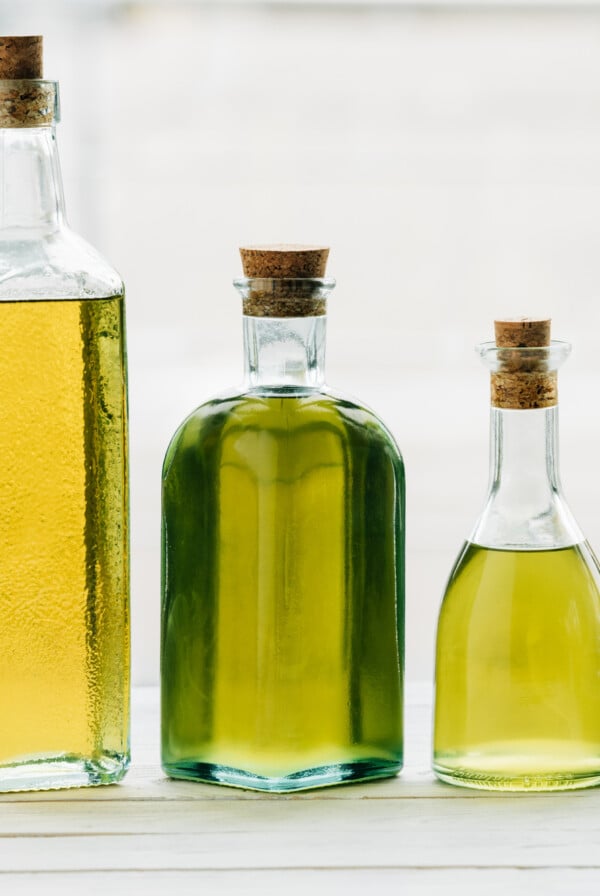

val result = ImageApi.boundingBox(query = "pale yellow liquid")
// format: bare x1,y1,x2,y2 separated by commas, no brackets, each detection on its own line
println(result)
0,297,129,786
434,542,600,790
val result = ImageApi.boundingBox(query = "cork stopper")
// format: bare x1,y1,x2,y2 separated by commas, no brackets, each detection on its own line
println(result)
491,317,557,409
0,36,56,128
0,36,43,80
239,244,331,317
240,245,329,279
494,318,551,348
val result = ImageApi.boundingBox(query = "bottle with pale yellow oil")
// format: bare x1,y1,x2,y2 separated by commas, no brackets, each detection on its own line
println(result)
0,36,129,791
161,246,404,791
434,318,600,791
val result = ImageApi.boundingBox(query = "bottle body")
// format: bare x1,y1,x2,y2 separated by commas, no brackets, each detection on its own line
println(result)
162,384,404,791
434,540,600,790
0,120,130,790
0,294,129,790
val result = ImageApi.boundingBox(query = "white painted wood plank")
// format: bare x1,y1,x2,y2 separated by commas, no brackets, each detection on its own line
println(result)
1,820,600,872
1,788,600,836
2,869,600,896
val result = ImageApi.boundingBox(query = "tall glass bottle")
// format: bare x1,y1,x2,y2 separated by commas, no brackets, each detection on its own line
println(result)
0,36,129,790
161,245,404,792
434,318,600,791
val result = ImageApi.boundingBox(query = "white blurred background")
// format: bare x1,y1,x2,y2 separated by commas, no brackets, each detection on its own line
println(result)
3,0,600,686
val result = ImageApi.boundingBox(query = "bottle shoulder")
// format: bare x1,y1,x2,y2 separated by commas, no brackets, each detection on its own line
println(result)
163,386,404,476
321,386,403,456
440,540,600,617
0,226,123,300
471,486,584,552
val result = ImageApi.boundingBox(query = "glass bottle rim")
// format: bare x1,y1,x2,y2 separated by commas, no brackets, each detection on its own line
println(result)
0,79,58,87
234,277,336,291
477,339,571,372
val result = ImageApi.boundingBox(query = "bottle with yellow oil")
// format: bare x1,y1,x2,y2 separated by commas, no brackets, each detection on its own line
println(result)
161,246,404,791
434,318,600,791
0,37,129,790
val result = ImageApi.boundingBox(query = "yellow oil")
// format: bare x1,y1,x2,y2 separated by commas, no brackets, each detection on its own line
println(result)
434,542,600,790
0,296,129,788
162,391,404,790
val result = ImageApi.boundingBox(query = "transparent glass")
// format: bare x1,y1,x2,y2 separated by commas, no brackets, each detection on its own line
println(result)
161,279,405,792
0,101,130,791
433,341,600,791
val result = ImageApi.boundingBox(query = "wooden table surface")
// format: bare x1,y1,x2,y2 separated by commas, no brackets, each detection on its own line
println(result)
1,685,599,895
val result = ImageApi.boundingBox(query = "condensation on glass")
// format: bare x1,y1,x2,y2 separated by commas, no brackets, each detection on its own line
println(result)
0,36,129,791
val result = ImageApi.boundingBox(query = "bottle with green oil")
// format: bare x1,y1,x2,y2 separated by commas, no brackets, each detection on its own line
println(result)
0,37,129,791
434,318,600,791
161,245,404,792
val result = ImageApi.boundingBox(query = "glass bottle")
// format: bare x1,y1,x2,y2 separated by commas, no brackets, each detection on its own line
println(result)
434,317,600,791
161,245,404,792
0,36,129,790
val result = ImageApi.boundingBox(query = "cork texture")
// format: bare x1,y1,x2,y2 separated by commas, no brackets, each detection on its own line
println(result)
491,317,556,409
0,36,55,128
494,318,551,348
240,245,329,278
0,80,56,127
239,245,330,317
491,370,557,409
0,36,43,80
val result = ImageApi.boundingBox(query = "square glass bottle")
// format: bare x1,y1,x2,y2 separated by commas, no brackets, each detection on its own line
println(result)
161,245,404,791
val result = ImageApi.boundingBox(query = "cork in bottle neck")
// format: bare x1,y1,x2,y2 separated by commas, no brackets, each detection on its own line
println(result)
237,245,332,317
490,318,557,410
0,36,58,128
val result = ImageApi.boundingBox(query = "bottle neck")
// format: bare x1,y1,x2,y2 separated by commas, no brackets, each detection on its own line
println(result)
471,405,582,550
0,126,66,235
491,405,560,495
243,315,326,390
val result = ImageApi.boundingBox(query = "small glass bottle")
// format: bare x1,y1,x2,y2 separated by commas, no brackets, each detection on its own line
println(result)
0,36,129,790
161,245,404,792
434,318,600,791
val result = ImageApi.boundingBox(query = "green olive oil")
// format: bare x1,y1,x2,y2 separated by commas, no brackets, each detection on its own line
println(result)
434,541,600,790
161,390,404,790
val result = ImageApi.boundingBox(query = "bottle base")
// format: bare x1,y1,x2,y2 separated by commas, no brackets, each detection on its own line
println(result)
163,758,402,792
433,760,600,792
0,751,130,793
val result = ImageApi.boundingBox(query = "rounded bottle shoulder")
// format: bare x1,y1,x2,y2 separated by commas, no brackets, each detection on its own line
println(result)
0,225,123,300
162,387,404,475
322,387,403,456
